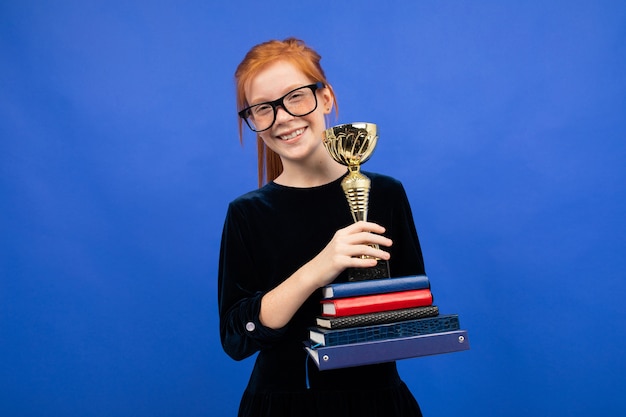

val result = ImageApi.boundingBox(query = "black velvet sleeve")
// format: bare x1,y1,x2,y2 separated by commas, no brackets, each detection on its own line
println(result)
217,202,288,361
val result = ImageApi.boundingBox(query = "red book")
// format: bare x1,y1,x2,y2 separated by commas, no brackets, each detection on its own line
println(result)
320,289,433,317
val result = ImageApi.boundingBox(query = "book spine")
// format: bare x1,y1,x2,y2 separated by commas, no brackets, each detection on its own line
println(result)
324,275,430,299
317,306,440,329
314,315,460,346
322,289,433,317
304,330,470,371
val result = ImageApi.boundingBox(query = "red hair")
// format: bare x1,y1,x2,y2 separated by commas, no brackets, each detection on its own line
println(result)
235,38,338,187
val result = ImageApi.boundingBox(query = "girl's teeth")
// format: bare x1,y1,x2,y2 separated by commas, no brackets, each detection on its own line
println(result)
281,128,304,140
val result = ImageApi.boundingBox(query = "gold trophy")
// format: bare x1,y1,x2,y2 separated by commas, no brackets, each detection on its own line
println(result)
323,122,390,281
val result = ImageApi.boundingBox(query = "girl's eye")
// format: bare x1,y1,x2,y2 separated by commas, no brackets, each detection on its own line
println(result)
252,104,272,115
287,92,304,101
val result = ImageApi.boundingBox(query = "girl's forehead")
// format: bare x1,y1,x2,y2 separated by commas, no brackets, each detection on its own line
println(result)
246,61,311,101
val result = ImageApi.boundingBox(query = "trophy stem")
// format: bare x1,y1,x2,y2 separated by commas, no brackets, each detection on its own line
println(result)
341,168,371,223
341,168,383,254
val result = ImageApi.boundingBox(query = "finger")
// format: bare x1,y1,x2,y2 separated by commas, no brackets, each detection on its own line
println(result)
343,243,391,261
348,257,380,269
348,221,386,235
346,248,390,267
349,231,393,248
362,245,391,260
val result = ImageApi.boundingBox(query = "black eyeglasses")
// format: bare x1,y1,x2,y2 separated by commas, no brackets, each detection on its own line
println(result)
238,82,324,132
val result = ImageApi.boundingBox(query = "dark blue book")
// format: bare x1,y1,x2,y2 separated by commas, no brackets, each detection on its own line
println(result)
309,314,460,346
322,275,430,299
304,329,470,370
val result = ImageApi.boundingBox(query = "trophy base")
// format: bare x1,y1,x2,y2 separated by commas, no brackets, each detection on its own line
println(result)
348,259,390,281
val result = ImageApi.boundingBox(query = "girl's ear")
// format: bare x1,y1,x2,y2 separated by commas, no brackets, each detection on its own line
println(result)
321,84,334,114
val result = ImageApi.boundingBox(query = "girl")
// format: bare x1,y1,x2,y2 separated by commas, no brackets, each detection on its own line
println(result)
218,37,426,417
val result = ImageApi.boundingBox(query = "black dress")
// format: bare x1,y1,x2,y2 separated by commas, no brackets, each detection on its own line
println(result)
218,172,426,417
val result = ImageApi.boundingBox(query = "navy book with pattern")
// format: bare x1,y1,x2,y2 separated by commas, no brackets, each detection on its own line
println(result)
309,314,460,346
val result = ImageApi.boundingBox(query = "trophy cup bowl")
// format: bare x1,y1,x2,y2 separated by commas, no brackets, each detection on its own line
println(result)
323,122,378,170
323,122,389,280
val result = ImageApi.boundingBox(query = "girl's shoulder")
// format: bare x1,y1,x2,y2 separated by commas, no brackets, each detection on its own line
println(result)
363,171,405,190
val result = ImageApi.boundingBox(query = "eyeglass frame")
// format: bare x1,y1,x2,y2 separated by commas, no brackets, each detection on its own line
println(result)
238,82,325,133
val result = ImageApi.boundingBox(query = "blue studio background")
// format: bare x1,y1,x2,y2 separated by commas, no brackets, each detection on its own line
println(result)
2,1,625,416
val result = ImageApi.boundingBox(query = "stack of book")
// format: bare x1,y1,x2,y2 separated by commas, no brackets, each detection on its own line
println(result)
304,275,469,370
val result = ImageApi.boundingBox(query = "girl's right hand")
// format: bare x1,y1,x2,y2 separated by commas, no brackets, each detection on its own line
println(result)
312,221,393,287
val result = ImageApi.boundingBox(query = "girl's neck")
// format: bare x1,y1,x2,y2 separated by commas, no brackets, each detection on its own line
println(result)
274,159,346,188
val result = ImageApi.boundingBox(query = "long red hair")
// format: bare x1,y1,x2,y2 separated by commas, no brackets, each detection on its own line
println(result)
235,38,338,187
